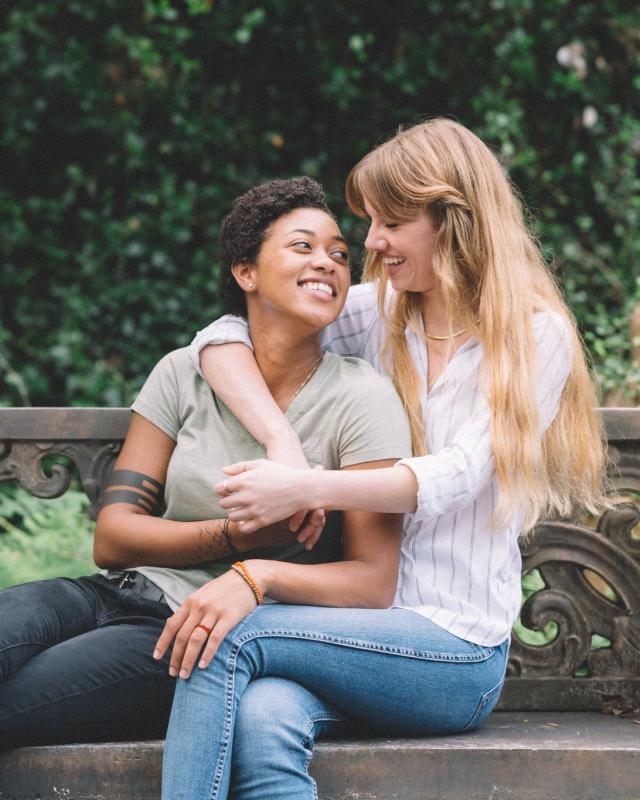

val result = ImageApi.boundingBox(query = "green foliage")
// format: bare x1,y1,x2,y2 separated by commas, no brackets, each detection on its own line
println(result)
0,484,96,588
514,568,559,646
0,0,638,406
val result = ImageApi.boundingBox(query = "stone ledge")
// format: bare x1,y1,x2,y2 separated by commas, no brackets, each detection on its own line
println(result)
1,712,638,800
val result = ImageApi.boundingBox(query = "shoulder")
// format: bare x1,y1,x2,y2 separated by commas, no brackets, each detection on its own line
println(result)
151,347,199,378
138,347,201,399
532,309,571,336
532,310,574,362
341,282,379,318
347,282,378,301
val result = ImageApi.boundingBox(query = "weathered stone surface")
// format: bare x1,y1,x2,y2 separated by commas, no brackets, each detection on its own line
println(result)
0,713,638,800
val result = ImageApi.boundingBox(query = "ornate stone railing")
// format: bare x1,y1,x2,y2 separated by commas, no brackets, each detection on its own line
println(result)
1,406,639,712
0,408,128,520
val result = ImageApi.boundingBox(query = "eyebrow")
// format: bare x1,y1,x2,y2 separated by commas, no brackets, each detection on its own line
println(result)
287,228,349,246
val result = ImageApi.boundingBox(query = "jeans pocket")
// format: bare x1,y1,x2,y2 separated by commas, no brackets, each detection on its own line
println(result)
462,676,505,731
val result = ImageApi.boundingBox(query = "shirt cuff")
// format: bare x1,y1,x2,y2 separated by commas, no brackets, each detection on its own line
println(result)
397,454,456,520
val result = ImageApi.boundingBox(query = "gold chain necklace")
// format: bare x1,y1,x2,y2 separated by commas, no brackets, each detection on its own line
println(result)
424,328,467,341
284,353,325,412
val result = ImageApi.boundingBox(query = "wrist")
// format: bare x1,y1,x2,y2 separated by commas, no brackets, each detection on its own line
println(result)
263,421,300,452
300,468,325,510
242,559,274,596
228,520,251,553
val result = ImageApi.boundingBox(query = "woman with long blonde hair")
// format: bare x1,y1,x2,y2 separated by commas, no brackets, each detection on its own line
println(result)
159,119,605,800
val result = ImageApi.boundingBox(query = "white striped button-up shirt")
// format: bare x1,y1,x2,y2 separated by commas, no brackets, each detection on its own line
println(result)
190,283,573,646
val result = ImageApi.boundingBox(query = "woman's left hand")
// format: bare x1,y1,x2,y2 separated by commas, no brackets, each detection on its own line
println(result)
153,568,260,679
216,459,311,533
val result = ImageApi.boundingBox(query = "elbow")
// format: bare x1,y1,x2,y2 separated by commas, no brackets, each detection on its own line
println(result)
362,572,398,609
93,521,134,570
93,540,128,570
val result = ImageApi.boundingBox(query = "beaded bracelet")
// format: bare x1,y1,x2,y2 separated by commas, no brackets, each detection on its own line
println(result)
231,562,263,605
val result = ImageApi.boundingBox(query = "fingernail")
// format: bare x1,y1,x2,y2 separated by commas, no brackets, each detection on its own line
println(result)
153,650,160,660
199,659,206,669
169,667,177,677
180,669,189,679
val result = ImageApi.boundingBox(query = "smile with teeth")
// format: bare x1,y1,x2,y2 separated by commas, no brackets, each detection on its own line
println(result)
300,280,335,297
383,257,405,265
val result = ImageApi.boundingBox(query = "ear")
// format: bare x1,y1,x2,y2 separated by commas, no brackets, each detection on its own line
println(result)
231,262,257,293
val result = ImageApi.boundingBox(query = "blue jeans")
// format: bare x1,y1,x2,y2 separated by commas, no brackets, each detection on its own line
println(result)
162,605,509,800
0,575,175,748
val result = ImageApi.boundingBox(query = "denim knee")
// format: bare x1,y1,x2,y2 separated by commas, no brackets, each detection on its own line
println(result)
232,678,346,800
234,678,343,759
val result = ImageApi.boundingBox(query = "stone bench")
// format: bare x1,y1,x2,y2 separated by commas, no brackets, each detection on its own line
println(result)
1,407,639,800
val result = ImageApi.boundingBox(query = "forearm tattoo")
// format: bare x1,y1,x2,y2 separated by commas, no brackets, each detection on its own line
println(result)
101,469,164,515
193,520,238,562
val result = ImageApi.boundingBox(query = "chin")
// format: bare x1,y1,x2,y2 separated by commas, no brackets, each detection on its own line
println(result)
389,275,411,293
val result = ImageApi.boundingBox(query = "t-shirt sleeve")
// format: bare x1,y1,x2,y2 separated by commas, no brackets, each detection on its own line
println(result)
188,315,253,377
320,283,379,357
336,367,413,467
131,352,183,441
397,311,574,520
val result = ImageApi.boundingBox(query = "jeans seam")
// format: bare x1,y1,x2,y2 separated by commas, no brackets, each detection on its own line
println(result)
233,628,495,663
0,640,49,655
208,644,239,800
462,649,509,731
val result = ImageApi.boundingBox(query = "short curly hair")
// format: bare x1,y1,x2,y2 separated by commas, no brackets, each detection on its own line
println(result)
218,176,333,316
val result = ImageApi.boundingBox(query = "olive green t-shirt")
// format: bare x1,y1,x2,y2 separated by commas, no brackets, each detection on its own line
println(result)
122,347,411,610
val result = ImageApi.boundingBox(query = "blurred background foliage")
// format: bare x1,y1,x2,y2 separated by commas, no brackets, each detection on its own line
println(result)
0,0,639,409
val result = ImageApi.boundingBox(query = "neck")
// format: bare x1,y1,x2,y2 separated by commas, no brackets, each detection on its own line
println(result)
420,287,464,338
248,311,323,411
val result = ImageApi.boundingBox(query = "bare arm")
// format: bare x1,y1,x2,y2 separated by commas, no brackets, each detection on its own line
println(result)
200,344,326,541
154,460,404,678
215,458,418,530
245,511,400,609
200,344,307,466
93,413,299,569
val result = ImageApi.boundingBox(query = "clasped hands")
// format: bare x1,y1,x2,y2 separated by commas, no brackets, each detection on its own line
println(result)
217,458,320,537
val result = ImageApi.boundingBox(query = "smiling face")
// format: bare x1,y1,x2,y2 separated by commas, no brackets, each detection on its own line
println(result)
233,207,350,332
363,200,440,295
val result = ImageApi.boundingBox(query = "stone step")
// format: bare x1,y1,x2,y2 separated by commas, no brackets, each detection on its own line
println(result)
0,712,638,800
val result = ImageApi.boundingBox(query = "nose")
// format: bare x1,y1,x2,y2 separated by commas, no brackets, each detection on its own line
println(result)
364,222,386,253
309,250,336,272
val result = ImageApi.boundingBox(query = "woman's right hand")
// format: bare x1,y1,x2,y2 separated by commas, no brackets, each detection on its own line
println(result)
153,568,261,679
217,459,313,533
262,432,325,549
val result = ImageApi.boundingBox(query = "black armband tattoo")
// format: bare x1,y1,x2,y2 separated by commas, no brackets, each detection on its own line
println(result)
102,469,164,515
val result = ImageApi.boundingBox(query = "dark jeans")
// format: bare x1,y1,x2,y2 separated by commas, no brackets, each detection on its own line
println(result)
0,574,175,749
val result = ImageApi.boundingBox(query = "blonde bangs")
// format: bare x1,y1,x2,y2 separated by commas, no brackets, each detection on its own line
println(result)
346,137,429,222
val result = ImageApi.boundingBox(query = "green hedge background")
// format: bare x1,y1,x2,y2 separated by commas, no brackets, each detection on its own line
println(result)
1,0,639,408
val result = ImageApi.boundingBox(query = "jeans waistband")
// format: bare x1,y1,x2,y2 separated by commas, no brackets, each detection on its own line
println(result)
109,571,166,605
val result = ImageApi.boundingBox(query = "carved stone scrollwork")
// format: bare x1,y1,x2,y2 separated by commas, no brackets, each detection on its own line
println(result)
510,458,640,680
0,439,122,520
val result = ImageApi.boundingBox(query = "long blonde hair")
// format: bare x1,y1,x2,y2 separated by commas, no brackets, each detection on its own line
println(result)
345,118,605,530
